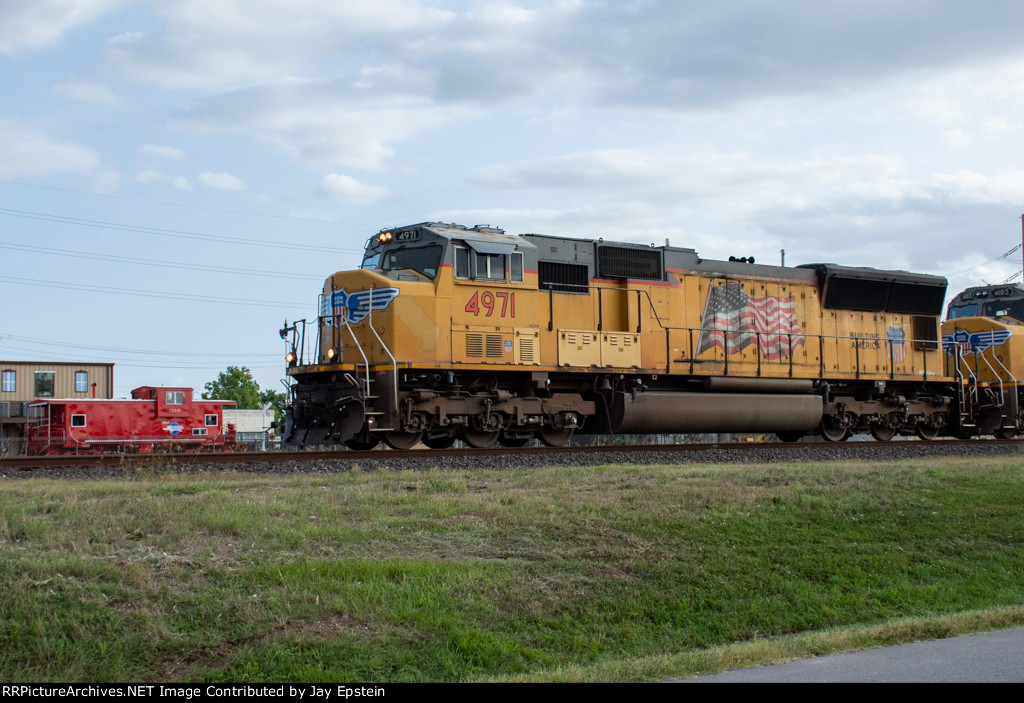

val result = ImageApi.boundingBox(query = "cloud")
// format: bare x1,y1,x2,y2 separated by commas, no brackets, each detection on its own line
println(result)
140,144,187,161
52,79,123,107
103,0,456,90
136,169,193,190
568,2,1024,110
289,209,338,222
171,77,463,171
0,0,127,54
198,172,247,191
317,174,390,204
0,119,100,178
91,169,120,193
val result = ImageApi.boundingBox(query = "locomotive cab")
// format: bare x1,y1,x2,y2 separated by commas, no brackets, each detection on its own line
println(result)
946,284,1024,324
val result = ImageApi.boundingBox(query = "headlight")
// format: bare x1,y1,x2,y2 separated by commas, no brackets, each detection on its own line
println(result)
285,351,296,364
377,231,393,244
327,348,337,360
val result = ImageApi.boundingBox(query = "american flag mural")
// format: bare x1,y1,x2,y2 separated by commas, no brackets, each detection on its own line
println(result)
696,283,805,360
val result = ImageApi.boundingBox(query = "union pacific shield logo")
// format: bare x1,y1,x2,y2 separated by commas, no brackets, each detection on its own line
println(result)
886,327,906,364
322,287,400,326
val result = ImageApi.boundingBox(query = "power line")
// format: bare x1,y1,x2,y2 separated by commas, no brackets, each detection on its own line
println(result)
0,344,283,369
0,241,323,281
930,219,1017,256
0,178,374,228
0,275,310,309
945,244,1021,277
0,334,282,358
0,207,363,254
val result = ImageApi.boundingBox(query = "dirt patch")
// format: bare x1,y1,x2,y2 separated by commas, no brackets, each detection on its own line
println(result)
153,611,374,682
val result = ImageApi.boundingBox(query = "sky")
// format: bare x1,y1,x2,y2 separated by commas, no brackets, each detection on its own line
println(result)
3,0,1024,397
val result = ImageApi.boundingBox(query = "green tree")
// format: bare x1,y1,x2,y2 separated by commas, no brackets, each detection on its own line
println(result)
203,366,286,428
202,366,263,408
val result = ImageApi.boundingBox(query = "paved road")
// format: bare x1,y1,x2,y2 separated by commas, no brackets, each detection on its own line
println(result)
684,627,1024,682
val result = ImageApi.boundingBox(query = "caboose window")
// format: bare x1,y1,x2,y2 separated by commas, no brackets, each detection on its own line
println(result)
205,414,218,426
166,391,185,405
192,428,208,436
71,414,86,427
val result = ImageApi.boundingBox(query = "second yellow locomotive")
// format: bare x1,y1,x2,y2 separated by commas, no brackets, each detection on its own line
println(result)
280,221,969,448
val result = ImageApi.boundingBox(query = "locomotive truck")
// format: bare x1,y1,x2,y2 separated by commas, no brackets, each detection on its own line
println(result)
279,221,1024,449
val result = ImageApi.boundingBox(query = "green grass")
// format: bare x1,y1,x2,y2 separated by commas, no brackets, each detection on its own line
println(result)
1,456,1023,682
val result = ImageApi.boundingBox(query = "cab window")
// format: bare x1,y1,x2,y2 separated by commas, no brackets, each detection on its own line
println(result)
381,244,443,279
475,252,505,280
455,245,471,278
454,243,523,284
509,252,524,283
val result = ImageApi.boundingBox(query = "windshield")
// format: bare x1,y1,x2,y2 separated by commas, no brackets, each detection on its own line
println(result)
381,244,444,279
983,300,1024,323
946,303,978,320
947,300,1024,323
361,240,382,270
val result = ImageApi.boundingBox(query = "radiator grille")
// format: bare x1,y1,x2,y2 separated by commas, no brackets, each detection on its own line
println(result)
519,336,535,363
486,334,505,357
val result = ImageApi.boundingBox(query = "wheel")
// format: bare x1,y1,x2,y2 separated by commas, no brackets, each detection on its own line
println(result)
538,427,574,447
915,423,940,441
460,427,499,448
819,415,849,442
775,431,803,443
870,424,896,442
498,434,530,448
994,427,1018,439
382,431,423,450
422,434,457,449
345,435,380,450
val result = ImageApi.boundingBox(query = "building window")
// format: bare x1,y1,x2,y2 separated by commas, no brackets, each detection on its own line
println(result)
205,414,218,426
165,391,185,405
75,371,88,393
192,428,208,436
1,370,14,393
34,372,55,398
71,414,86,427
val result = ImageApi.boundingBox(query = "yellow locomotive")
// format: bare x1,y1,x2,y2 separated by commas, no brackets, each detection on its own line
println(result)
280,221,979,448
943,284,1024,437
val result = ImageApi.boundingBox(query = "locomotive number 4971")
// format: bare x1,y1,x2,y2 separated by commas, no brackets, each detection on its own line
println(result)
465,291,516,318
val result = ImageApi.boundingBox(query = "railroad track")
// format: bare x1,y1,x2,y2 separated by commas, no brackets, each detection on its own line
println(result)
2,439,1022,474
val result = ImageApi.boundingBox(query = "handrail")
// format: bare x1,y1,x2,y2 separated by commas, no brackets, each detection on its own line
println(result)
344,321,371,397
366,286,400,412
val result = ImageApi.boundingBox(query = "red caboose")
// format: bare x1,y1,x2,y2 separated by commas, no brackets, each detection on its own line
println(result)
27,386,237,455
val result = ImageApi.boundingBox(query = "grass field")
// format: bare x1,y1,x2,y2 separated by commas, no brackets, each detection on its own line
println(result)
2,456,1023,682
